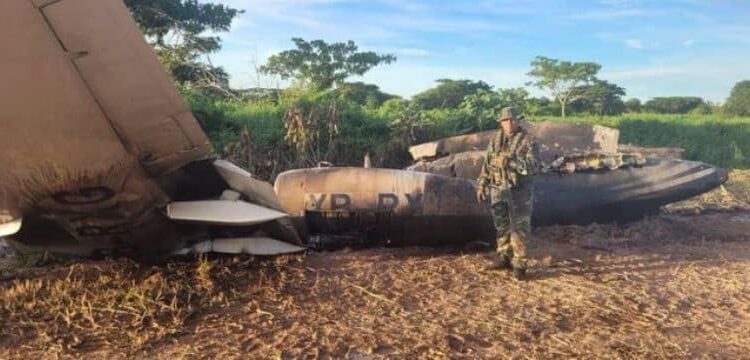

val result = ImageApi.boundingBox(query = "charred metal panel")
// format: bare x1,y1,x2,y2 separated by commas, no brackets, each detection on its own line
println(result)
409,155,728,226
0,0,130,222
408,151,486,179
0,0,212,256
533,159,727,225
275,168,495,246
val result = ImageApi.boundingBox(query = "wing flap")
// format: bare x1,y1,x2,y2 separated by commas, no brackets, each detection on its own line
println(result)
167,200,288,225
173,237,306,256
0,219,23,237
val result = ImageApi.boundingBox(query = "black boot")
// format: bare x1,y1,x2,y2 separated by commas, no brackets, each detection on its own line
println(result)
513,266,527,280
486,252,512,270
511,257,528,280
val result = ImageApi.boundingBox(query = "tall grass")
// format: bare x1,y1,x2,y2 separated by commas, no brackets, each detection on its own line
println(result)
188,90,750,172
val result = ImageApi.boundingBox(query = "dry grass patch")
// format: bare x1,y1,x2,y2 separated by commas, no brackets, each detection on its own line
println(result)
0,255,301,358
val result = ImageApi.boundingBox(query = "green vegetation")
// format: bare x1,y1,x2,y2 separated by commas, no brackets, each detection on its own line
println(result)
259,38,396,90
412,79,492,110
189,86,750,177
725,80,750,116
527,56,602,117
643,97,708,114
129,4,750,175
125,0,241,96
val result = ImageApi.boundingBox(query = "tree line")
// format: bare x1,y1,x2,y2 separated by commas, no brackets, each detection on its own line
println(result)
122,1,750,176
124,0,750,119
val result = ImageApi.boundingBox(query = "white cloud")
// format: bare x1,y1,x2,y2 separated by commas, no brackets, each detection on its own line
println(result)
683,39,696,47
624,38,644,49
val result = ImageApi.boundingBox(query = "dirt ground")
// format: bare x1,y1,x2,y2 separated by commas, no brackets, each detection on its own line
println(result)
1,171,749,359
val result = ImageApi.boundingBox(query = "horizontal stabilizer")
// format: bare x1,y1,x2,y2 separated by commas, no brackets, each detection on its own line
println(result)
0,219,22,237
173,237,306,255
167,200,288,225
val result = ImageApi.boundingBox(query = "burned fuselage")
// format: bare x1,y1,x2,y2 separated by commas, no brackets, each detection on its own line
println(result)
274,167,495,249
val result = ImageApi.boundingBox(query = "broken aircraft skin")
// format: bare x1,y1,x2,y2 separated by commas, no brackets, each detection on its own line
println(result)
274,167,496,250
406,126,729,226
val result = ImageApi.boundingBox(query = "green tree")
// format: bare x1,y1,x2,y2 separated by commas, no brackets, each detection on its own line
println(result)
260,38,396,90
689,102,714,115
570,80,626,116
337,82,398,108
526,97,558,116
412,79,492,110
390,106,434,147
497,87,531,114
643,97,706,114
460,89,502,131
459,87,530,131
625,98,642,113
125,0,242,93
378,98,410,118
526,56,601,117
724,80,750,116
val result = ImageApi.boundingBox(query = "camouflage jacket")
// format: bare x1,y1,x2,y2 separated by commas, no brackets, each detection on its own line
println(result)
477,127,539,188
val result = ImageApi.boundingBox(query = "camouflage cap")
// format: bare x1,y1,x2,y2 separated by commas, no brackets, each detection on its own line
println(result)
498,107,518,121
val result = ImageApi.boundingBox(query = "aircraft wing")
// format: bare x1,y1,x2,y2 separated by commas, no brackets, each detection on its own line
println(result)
0,0,303,257
1,0,212,216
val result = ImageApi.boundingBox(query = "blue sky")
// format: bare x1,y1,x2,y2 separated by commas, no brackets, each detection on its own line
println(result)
208,0,750,102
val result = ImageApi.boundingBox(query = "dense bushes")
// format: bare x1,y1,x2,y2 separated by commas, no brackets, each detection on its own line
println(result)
411,79,492,110
643,97,707,114
724,80,750,116
186,88,400,179
186,87,750,181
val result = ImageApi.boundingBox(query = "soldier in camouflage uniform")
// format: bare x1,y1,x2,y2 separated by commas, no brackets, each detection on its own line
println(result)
476,107,539,279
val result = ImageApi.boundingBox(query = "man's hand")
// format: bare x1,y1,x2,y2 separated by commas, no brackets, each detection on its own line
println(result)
509,159,528,175
498,155,509,168
563,161,576,174
476,185,487,202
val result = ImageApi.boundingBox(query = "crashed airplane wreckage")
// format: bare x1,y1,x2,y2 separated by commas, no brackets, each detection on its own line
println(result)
406,124,729,226
0,0,727,258
270,124,727,250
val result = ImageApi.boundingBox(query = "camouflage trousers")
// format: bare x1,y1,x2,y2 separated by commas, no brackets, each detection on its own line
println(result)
489,176,533,268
